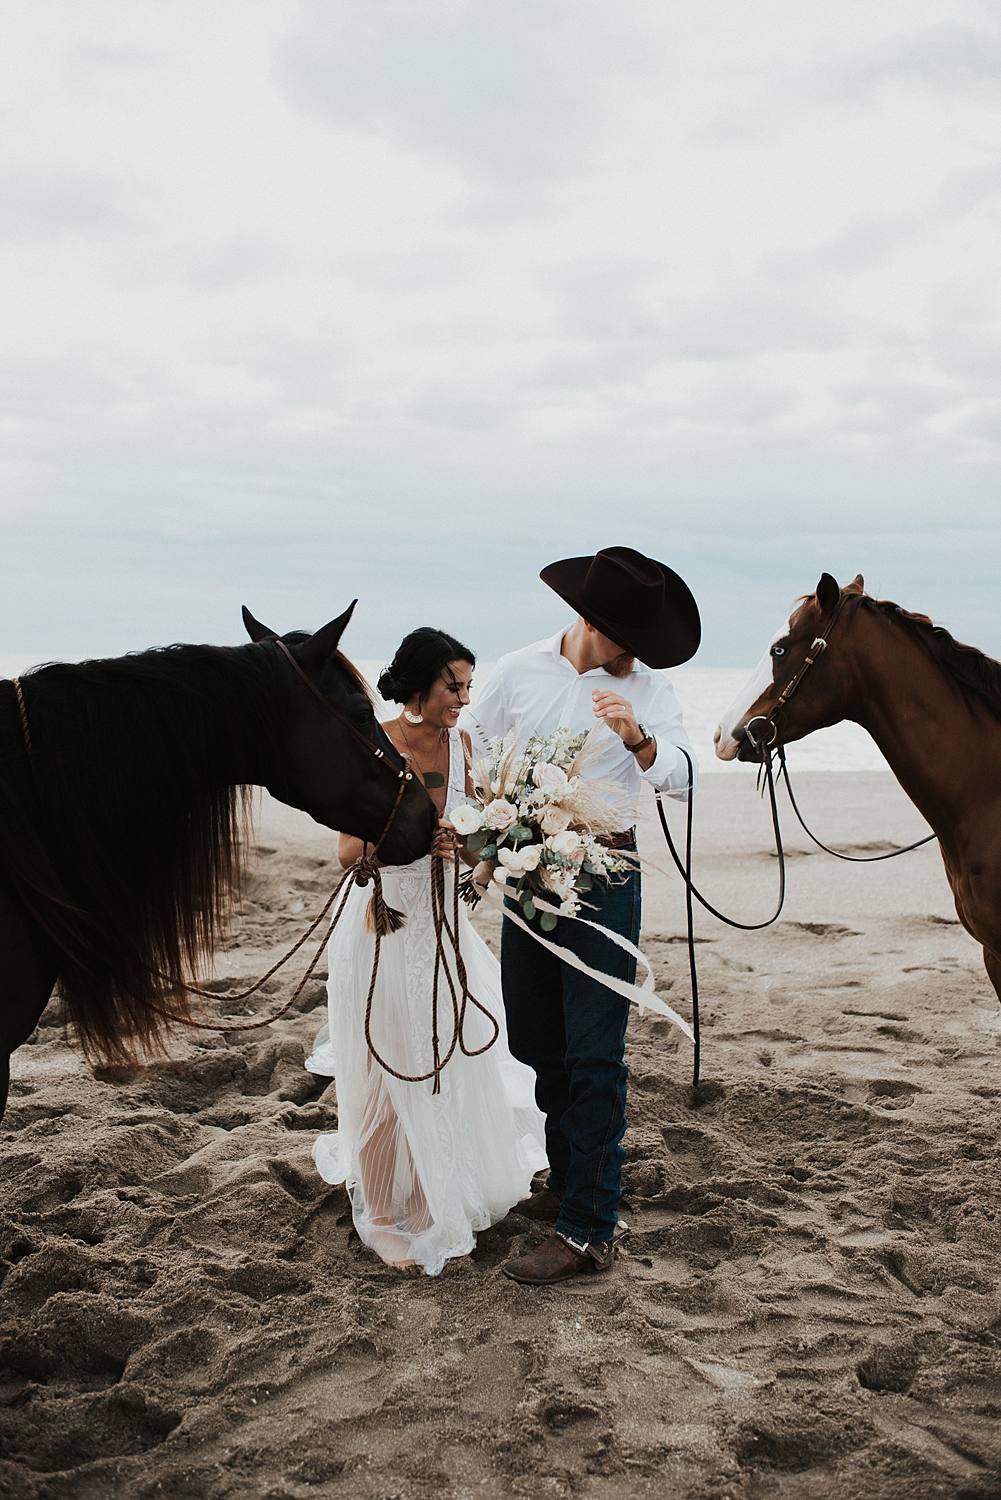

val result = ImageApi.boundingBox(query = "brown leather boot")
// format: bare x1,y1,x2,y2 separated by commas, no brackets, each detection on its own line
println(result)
512,1187,562,1223
502,1231,615,1286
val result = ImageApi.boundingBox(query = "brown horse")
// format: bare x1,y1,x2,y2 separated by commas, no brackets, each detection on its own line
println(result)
714,573,1001,1003
0,602,436,1122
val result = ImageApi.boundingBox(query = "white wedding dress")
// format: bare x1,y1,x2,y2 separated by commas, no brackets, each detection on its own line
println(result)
305,728,547,1275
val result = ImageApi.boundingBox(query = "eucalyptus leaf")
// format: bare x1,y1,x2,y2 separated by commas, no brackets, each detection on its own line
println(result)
521,895,536,920
479,843,497,861
467,830,488,854
577,872,593,893
509,825,533,845
539,911,558,933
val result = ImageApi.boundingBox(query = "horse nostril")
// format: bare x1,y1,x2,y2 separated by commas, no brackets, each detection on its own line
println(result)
713,726,721,746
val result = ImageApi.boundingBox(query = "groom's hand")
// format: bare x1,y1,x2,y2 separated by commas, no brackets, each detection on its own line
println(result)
592,689,640,744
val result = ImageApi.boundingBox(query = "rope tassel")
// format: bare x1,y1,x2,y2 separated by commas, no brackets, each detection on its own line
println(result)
361,864,406,936
365,887,406,936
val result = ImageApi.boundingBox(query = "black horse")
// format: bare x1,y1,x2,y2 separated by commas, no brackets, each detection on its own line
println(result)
0,601,435,1120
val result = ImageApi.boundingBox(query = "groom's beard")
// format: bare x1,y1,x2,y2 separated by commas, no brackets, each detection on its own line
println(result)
601,652,635,678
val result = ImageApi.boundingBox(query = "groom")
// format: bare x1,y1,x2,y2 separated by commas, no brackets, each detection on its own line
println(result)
465,546,701,1285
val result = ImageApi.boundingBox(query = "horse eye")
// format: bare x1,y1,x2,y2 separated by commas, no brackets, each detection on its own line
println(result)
771,644,787,659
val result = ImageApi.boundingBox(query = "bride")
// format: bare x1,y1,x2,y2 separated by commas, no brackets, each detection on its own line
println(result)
306,627,546,1274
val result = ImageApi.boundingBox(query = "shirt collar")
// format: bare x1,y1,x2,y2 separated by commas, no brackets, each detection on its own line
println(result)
539,626,648,677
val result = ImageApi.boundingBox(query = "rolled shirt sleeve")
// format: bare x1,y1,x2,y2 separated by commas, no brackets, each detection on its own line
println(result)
641,679,697,800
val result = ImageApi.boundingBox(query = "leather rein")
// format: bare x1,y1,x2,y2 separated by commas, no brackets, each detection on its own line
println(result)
656,598,936,1091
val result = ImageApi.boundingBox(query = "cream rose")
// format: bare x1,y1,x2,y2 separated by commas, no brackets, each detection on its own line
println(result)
450,803,483,837
519,845,542,872
546,830,581,858
540,804,572,836
532,761,569,791
483,798,517,831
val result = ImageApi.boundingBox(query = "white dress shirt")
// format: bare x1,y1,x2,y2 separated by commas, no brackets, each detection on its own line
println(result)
460,627,696,827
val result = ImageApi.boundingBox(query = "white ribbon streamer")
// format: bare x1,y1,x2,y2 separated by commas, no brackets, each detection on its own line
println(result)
491,888,695,1044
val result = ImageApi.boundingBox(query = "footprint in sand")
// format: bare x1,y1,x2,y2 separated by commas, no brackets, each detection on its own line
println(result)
782,921,862,938
865,1079,922,1109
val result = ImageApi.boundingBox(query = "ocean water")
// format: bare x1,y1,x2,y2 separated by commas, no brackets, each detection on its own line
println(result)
357,661,886,775
0,651,885,774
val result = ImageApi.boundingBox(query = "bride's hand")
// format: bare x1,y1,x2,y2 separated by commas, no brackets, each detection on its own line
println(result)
432,820,458,861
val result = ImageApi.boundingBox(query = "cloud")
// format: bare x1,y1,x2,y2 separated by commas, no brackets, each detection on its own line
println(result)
823,22,1001,97
0,170,134,241
1,1,999,669
273,0,655,189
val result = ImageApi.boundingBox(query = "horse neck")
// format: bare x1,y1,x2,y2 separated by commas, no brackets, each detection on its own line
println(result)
843,607,994,839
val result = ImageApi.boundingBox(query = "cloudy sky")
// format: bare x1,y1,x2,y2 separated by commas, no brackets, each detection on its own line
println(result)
2,0,999,672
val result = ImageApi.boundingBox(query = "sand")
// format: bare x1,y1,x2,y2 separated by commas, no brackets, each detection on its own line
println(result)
3,770,1001,1499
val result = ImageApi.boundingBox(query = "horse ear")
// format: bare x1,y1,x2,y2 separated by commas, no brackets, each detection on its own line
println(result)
242,605,276,642
846,573,865,594
815,574,840,614
298,600,358,666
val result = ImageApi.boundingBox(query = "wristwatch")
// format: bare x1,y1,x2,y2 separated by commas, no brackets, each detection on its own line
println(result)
625,723,653,754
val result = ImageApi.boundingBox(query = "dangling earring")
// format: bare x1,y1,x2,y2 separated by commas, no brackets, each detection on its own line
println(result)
403,702,424,725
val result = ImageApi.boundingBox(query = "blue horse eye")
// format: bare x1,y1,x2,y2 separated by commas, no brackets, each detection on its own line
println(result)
771,644,786,658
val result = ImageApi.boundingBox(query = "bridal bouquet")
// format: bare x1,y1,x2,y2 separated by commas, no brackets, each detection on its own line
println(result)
450,728,632,928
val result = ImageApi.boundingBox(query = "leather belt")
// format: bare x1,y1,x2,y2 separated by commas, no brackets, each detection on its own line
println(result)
597,827,637,850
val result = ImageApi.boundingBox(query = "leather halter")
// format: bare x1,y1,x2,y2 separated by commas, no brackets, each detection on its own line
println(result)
744,601,843,754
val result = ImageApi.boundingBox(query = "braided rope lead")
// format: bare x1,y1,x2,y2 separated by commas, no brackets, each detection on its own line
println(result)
159,845,499,1095
12,678,33,758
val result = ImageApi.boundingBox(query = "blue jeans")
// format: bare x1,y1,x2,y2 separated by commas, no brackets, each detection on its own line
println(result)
501,861,641,1245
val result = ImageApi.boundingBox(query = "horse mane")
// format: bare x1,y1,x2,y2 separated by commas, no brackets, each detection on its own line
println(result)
0,642,294,1067
857,595,1001,724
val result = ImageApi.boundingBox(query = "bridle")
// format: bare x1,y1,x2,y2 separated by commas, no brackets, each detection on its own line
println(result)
657,591,934,1093
743,601,842,755
268,636,417,861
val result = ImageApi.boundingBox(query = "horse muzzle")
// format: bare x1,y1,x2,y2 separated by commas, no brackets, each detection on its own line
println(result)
738,715,779,761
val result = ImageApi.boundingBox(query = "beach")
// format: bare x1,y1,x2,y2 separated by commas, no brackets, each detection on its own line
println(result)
3,769,1000,1499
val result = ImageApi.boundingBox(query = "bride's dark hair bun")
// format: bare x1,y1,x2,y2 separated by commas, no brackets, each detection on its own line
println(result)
377,627,475,705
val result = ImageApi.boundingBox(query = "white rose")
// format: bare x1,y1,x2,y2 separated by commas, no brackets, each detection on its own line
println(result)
492,865,511,886
546,830,581,858
483,798,517,831
519,845,541,872
450,803,484,837
532,762,569,791
497,846,525,873
540,804,572,836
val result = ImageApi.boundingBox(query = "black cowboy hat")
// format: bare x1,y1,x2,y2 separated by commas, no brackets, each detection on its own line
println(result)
540,545,701,669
